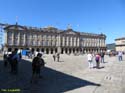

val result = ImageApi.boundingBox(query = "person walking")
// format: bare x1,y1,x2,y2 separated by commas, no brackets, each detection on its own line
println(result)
57,53,60,62
31,53,45,83
53,53,56,62
87,52,94,69
118,51,123,61
100,52,105,63
95,53,101,69
9,50,20,74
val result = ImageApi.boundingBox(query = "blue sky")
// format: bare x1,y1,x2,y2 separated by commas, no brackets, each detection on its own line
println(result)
0,0,125,44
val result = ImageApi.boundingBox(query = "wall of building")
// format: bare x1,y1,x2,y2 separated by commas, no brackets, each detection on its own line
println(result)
3,24,107,54
0,26,4,50
115,38,125,51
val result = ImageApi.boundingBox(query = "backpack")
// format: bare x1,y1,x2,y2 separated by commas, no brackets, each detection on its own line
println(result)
40,58,45,67
32,57,45,68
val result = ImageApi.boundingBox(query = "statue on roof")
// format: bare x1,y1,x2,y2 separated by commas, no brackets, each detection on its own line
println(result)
67,24,72,29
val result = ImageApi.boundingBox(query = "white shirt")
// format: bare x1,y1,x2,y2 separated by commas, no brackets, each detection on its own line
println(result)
87,54,93,61
118,52,122,56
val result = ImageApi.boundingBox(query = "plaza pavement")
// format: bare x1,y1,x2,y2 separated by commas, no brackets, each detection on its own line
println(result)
0,54,125,93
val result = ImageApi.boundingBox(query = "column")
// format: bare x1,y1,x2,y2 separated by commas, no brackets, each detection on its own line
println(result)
70,37,72,46
76,37,77,47
63,48,66,54
67,48,69,54
63,36,65,46
96,39,98,47
98,38,99,47
24,33,26,46
77,38,80,47
67,36,69,46
57,35,61,53
53,48,55,54
99,39,101,47
90,39,92,47
44,48,46,54
49,48,51,54
102,39,104,47
18,32,20,46
12,32,14,45
75,48,77,53
74,37,76,47
71,49,73,54
58,35,61,46
103,39,105,47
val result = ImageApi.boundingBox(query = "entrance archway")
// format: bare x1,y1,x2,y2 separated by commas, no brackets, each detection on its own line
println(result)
41,48,44,52
46,48,49,54
73,48,75,53
51,48,53,54
61,48,64,54
69,48,71,54
65,48,67,54
8,48,12,52
55,48,57,53
36,48,40,52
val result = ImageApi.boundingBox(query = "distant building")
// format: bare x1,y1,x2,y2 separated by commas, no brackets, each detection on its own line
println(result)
106,43,116,51
115,37,125,51
3,23,106,54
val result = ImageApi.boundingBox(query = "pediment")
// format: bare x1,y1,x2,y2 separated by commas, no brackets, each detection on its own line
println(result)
65,31,77,35
4,25,26,31
61,29,80,35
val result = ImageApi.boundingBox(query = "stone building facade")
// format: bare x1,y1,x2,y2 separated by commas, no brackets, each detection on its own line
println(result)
115,37,125,51
4,23,106,54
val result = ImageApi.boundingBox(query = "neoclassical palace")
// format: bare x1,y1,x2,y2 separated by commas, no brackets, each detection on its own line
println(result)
4,23,106,54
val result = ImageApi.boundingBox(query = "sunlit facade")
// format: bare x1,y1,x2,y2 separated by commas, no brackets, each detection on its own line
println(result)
4,23,106,54
115,37,125,51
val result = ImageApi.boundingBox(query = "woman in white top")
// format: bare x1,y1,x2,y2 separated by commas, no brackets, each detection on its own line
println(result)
87,52,93,69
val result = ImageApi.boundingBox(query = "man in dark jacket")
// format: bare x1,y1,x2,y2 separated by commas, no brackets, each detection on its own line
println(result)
31,53,45,83
100,52,105,63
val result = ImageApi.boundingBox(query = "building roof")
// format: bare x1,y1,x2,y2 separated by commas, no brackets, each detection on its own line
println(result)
115,37,125,41
3,23,106,38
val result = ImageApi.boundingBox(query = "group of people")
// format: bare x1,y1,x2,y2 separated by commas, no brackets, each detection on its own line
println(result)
87,52,105,69
3,49,124,84
3,50,21,74
53,53,60,62
3,50,45,83
87,51,124,69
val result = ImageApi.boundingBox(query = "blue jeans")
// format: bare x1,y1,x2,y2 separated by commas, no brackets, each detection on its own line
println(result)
118,56,122,61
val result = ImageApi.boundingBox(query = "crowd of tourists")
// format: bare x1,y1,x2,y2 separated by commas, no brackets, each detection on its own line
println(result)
3,50,21,74
87,51,124,69
2,49,124,84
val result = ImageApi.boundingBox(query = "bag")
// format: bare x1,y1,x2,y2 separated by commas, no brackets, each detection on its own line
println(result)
40,58,45,67
32,57,45,67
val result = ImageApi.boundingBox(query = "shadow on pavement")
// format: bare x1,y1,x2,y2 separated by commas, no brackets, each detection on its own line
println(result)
93,66,105,69
0,59,101,93
103,62,108,63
